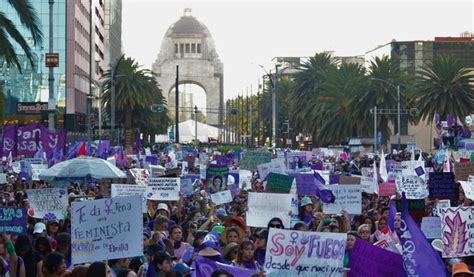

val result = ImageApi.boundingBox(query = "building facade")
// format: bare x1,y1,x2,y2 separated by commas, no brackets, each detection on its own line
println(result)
104,0,122,68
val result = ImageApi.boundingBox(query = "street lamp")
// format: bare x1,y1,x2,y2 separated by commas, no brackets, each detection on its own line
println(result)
194,105,198,146
370,78,401,151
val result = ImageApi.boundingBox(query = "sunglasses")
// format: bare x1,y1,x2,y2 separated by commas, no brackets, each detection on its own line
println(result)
269,224,282,228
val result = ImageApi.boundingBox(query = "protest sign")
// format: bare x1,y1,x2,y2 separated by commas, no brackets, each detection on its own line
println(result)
238,170,252,190
421,217,442,239
394,199,425,223
402,161,426,180
27,188,68,220
360,176,377,194
469,175,474,182
440,206,474,258
30,164,47,181
395,175,428,199
210,190,233,206
323,185,361,214
314,170,330,184
379,183,397,196
455,162,474,181
180,177,194,196
435,199,451,217
206,164,229,190
240,151,272,171
348,239,403,277
0,207,27,235
266,173,294,194
129,168,148,185
290,173,317,196
0,174,6,184
338,175,361,185
460,181,474,201
71,195,142,264
287,152,308,170
265,228,346,277
247,192,295,227
146,177,180,201
257,159,286,181
428,172,456,198
111,184,147,213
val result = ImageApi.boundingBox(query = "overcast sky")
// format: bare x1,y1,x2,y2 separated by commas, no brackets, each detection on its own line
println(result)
122,0,473,108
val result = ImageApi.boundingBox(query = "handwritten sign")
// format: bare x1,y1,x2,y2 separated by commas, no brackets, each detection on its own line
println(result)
257,159,286,181
323,185,361,214
180,177,194,196
421,217,442,239
348,239,403,277
129,168,148,185
210,190,233,206
440,206,474,258
378,182,396,197
30,164,47,181
146,178,180,201
460,181,474,201
27,188,68,220
396,175,428,199
429,172,456,198
71,195,143,264
402,161,426,180
111,184,147,213
0,207,27,235
240,151,272,171
266,173,294,194
265,228,346,276
247,192,295,228
455,162,474,181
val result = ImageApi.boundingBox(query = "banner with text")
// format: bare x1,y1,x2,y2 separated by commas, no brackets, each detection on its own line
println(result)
396,175,428,199
257,159,286,181
0,207,27,235
27,188,68,220
211,190,234,206
247,192,295,228
428,173,456,198
111,184,147,213
146,178,180,201
323,185,361,214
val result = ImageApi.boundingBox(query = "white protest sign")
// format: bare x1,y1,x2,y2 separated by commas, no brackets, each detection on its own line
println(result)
180,177,194,196
146,178,180,201
323,185,361,214
469,175,474,183
433,199,451,217
264,228,346,277
460,181,474,201
30,164,48,181
111,184,147,213
247,192,295,228
440,206,474,258
210,190,233,206
27,188,68,220
0,174,6,184
257,159,286,181
71,195,143,264
129,169,148,185
402,161,426,180
11,162,21,174
421,217,442,239
239,170,253,190
352,175,377,194
395,175,428,199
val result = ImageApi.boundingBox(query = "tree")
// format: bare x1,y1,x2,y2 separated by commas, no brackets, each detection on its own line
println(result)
412,55,474,123
0,0,43,71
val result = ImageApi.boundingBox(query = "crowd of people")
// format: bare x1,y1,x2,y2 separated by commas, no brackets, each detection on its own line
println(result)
0,145,472,277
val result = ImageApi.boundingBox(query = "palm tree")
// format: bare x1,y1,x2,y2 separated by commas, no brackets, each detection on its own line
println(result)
102,57,164,151
0,0,43,70
412,55,474,123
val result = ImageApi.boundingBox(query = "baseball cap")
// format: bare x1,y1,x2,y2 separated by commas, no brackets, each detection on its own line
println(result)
172,262,194,273
33,222,46,234
154,251,177,264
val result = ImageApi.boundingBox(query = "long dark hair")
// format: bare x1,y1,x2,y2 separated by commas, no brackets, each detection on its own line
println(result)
267,217,285,229
235,240,255,264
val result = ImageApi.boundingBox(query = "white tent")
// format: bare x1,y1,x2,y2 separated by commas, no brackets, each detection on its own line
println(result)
156,120,220,143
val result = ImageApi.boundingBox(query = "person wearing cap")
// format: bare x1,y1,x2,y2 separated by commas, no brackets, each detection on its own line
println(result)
168,225,191,260
453,262,474,277
152,251,176,277
172,262,194,276
33,222,47,238
299,196,314,225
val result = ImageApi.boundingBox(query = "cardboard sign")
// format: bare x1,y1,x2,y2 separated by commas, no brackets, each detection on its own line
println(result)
266,173,294,194
71,195,143,264
428,172,456,198
257,159,286,181
396,175,428,199
265,228,346,276
338,175,361,185
402,161,426,180
246,192,295,228
210,190,233,206
348,239,403,277
146,177,180,201
290,173,317,196
455,162,474,181
440,206,474,258
323,185,361,214
421,217,442,239
111,184,147,213
180,177,194,196
460,181,474,201
378,182,396,197
240,151,272,171
27,188,68,220
0,207,27,235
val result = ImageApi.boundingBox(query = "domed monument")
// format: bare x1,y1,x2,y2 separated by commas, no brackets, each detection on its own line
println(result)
152,8,224,130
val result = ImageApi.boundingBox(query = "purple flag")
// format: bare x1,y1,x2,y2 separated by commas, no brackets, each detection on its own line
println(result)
85,142,92,156
95,140,110,159
66,142,82,160
1,125,17,157
145,155,158,165
313,171,336,203
33,147,44,159
399,193,447,276
192,256,258,277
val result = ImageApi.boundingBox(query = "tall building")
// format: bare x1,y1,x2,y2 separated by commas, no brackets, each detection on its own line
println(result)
104,0,122,67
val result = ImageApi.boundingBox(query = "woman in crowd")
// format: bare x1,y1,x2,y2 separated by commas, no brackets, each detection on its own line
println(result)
232,240,259,270
168,225,191,261
42,252,68,277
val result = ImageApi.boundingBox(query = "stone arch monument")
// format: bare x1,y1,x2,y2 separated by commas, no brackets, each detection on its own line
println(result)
152,8,224,130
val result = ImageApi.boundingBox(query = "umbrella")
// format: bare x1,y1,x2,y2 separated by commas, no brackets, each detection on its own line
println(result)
39,156,126,181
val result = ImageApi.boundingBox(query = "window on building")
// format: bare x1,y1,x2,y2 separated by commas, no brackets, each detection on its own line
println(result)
191,43,196,53
197,44,201,53
185,43,190,53
180,44,184,53
175,44,178,54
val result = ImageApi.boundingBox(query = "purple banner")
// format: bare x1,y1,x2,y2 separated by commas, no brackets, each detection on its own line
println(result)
289,173,318,195
2,124,66,158
192,256,258,277
348,239,403,277
0,207,27,235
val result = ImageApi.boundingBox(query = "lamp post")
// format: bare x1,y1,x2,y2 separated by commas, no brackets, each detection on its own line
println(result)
47,0,55,131
110,55,125,146
194,105,198,146
370,78,401,151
